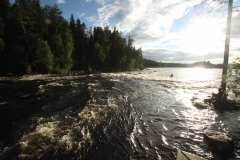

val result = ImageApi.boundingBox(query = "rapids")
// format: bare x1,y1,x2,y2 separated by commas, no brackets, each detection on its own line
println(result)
0,68,239,159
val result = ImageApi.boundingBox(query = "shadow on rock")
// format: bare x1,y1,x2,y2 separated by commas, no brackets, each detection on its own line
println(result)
203,130,234,156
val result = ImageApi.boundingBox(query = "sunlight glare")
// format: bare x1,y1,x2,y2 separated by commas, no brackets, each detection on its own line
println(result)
181,18,224,54
187,68,209,81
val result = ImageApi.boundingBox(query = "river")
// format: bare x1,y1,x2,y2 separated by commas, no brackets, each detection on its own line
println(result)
0,68,239,159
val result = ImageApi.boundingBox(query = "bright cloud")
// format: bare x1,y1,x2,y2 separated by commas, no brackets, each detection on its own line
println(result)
56,0,65,4
229,12,240,62
90,0,240,64
94,0,201,46
180,18,224,54
231,12,240,38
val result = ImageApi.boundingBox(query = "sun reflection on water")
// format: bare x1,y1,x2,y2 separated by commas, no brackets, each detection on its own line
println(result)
187,68,212,81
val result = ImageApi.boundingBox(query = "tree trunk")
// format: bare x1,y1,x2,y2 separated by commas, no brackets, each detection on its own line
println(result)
20,17,33,62
221,0,233,91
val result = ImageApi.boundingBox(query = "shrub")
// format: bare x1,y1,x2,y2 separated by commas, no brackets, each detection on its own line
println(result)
227,57,240,103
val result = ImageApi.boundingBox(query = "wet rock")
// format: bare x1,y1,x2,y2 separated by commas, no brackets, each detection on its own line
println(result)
203,130,234,155
193,101,208,109
209,89,236,111
203,96,213,104
224,100,238,110
212,99,223,110
224,103,235,110
0,143,22,160
212,96,221,102
212,88,224,99
211,98,238,111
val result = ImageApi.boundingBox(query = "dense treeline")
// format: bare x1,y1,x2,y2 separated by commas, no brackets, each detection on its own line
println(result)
191,61,223,68
144,59,223,68
0,0,143,75
161,62,189,67
144,59,162,67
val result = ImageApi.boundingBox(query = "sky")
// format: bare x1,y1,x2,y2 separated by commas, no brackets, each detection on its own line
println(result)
11,0,240,64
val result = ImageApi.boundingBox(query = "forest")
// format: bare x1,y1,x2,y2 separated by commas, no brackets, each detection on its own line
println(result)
0,0,144,75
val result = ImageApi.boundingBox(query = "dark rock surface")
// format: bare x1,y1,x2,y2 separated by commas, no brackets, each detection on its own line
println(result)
212,99,239,111
203,96,213,104
212,100,223,110
203,130,234,155
208,88,239,111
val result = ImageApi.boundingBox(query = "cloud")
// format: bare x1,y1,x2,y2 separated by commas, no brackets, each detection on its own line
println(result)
95,0,106,5
78,12,85,18
231,13,240,38
86,15,98,23
85,0,92,2
142,48,191,62
227,12,240,63
90,0,239,63
143,48,225,63
56,0,65,4
94,0,201,45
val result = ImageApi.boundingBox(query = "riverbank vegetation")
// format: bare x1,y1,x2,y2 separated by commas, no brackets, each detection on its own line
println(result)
227,57,240,103
0,0,144,75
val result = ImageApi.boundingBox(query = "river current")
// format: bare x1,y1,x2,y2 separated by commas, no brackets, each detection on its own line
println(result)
0,68,239,160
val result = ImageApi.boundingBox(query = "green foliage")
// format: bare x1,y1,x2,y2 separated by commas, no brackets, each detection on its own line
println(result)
94,42,106,63
127,59,136,71
0,0,143,75
227,57,240,100
25,64,32,74
49,34,73,74
32,37,53,73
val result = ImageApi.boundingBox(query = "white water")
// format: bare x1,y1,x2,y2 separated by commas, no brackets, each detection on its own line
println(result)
0,68,239,159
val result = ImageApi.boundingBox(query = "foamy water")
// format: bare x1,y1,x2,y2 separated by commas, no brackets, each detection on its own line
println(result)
0,68,239,159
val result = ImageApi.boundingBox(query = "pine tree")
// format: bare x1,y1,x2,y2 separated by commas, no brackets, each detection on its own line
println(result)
0,0,143,74
60,19,73,72
47,4,63,35
6,0,32,74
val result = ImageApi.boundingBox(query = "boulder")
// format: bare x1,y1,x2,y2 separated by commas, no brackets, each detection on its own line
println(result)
212,100,223,110
211,96,221,102
224,100,238,110
203,96,213,104
193,101,208,109
203,130,234,155
212,88,224,99
0,143,22,160
212,99,238,111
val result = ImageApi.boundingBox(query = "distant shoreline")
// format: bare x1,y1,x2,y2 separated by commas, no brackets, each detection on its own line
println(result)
144,59,227,68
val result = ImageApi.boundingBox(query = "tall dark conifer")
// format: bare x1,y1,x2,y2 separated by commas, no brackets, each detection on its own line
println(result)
48,4,63,35
0,0,143,74
0,0,8,74
75,18,86,70
69,14,78,70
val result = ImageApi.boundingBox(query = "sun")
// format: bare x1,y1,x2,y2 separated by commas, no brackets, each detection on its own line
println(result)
181,18,224,54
